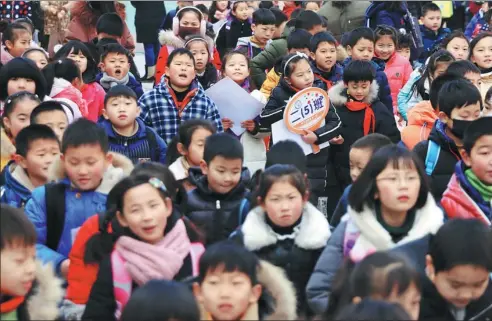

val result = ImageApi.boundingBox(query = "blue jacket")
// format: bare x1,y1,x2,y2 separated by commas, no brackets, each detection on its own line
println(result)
0,162,33,208
419,25,451,64
465,9,489,40
98,117,167,164
24,155,133,273
311,62,344,90
342,57,393,111
365,2,407,30
95,73,144,99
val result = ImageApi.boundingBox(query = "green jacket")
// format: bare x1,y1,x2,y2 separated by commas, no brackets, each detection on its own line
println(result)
318,1,370,40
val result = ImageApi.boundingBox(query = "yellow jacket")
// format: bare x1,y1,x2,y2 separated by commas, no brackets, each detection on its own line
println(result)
260,68,281,100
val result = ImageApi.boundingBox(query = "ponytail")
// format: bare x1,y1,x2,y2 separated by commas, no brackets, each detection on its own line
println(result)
42,59,81,94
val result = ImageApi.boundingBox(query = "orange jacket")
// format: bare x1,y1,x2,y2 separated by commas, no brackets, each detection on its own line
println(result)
401,101,438,150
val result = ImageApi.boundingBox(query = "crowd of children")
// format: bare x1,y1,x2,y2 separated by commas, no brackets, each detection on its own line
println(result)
1,1,492,321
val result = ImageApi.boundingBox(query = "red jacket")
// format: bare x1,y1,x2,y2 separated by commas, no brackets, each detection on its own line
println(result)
80,82,105,122
382,53,412,113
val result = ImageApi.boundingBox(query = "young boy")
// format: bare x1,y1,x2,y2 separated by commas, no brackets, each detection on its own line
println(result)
0,204,63,321
330,133,393,227
310,31,343,91
414,78,482,201
96,44,144,99
185,133,248,246
441,118,491,225
397,32,412,61
0,125,60,208
270,7,288,40
139,48,223,144
30,101,71,142
99,85,167,164
236,8,277,59
343,27,393,111
418,3,451,64
24,118,133,277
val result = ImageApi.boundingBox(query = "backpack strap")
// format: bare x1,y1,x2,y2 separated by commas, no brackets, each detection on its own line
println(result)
189,242,205,277
425,140,441,176
111,250,133,320
238,198,250,226
145,127,160,162
45,183,67,251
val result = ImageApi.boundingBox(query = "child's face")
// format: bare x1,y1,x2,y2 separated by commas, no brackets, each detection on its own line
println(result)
471,36,492,69
224,53,250,84
375,160,421,215
2,98,38,139
484,99,492,116
7,77,36,96
313,41,337,72
25,51,48,70
200,156,242,194
67,49,88,74
233,2,250,21
117,183,172,244
19,138,60,186
61,144,112,191
261,180,306,227
252,24,276,45
464,71,481,89
446,37,469,61
179,127,213,166
34,110,68,142
0,244,36,297
431,61,451,80
5,31,32,58
462,134,492,185
165,54,196,90
421,10,442,31
188,41,209,73
286,59,314,90
397,47,411,61
274,21,287,39
348,38,374,61
375,35,396,61
179,11,202,35
346,80,372,101
247,1,259,18
101,53,130,80
103,96,140,130
217,1,229,11
349,147,373,182
385,282,421,321
195,268,262,321
305,2,320,12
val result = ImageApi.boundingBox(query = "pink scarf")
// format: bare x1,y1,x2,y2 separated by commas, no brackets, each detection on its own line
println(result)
114,219,191,285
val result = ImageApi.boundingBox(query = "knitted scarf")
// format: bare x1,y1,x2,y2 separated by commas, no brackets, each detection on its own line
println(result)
465,169,492,202
345,98,375,136
99,72,130,90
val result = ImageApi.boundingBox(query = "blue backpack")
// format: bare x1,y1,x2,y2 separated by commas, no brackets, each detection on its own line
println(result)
425,140,441,176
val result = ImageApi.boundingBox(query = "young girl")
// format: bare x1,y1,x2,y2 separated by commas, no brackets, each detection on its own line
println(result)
334,299,412,321
185,35,219,90
374,26,412,115
82,174,205,320
0,21,32,65
43,59,88,119
22,47,49,70
470,32,492,101
216,1,253,58
440,31,470,61
54,41,106,122
209,0,231,23
231,164,331,317
306,145,444,316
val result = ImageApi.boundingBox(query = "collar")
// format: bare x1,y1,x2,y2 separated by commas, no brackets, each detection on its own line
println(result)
98,72,130,89
11,164,36,192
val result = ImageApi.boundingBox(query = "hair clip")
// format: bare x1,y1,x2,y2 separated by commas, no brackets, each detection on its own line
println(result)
148,177,168,193
295,52,308,59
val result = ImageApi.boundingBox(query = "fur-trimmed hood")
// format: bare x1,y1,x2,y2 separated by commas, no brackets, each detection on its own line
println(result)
241,203,331,251
158,30,215,56
328,81,380,106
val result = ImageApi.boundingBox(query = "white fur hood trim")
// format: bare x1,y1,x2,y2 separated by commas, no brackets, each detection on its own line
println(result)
27,261,64,320
241,203,331,251
159,30,185,47
328,80,379,106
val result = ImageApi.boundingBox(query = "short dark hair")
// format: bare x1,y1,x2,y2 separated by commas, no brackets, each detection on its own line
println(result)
397,32,411,49
30,101,68,124
42,59,81,95
294,10,323,31
438,79,483,117
61,118,109,154
335,299,411,321
463,118,492,154
270,7,288,27
96,13,124,37
15,124,59,158
421,2,441,17
351,133,393,154
101,43,130,63
429,219,492,273
428,74,461,111
166,48,195,67
203,133,243,165
0,204,37,250
348,145,429,212
195,3,209,15
198,241,259,284
445,60,480,79
310,31,337,53
374,25,397,46
287,29,312,51
266,140,307,173
0,57,47,101
104,84,137,106
252,8,276,26
343,60,376,83
346,27,375,48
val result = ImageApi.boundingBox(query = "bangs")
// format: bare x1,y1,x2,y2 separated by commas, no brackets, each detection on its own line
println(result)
60,41,93,61
3,234,36,250
387,154,418,172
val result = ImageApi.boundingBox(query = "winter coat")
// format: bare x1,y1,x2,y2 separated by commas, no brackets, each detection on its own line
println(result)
306,195,444,315
99,118,167,164
39,1,69,35
24,153,133,274
0,127,15,172
138,77,224,144
318,1,371,40
311,62,344,91
0,163,35,208
95,72,144,99
185,167,250,246
130,1,166,44
80,82,106,122
328,81,401,190
330,184,351,228
160,7,177,32
216,15,253,58
365,2,407,30
414,120,462,202
398,68,425,121
441,162,491,225
197,63,219,90
0,1,32,21
401,100,438,150
418,25,451,64
465,9,488,40
478,70,492,103
260,67,281,100
0,44,14,65
232,203,330,316
50,78,88,119
236,36,268,59
65,2,135,53
380,53,413,112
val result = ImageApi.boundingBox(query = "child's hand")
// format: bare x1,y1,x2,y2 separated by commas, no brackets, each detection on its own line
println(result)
301,129,318,144
61,259,70,278
222,118,234,130
241,120,256,131
330,135,344,145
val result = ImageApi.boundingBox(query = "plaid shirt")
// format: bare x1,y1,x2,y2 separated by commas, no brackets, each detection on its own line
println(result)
138,78,224,144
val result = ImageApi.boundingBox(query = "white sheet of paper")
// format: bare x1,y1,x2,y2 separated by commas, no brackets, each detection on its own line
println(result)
271,120,329,156
205,78,265,136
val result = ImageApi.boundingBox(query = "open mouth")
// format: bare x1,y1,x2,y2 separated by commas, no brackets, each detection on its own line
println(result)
114,69,122,77
178,73,188,80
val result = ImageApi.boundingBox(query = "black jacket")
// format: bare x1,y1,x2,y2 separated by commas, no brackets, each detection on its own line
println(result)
414,120,461,202
216,17,252,58
327,81,401,190
130,1,166,44
196,63,219,90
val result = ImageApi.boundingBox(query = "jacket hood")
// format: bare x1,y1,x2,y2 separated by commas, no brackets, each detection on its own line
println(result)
452,162,491,219
328,80,380,105
407,100,438,126
188,166,251,200
241,203,331,251
1,127,15,161
428,120,460,155
4,163,35,197
50,78,73,97
237,36,264,49
159,30,185,47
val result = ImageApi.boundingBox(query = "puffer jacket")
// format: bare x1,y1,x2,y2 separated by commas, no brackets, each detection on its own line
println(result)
365,2,407,30
401,100,438,150
311,62,344,91
378,53,413,113
441,162,491,225
231,203,331,316
95,72,144,99
80,82,106,122
24,153,133,274
185,167,250,246
418,25,451,64
50,78,89,119
0,163,36,208
414,120,462,202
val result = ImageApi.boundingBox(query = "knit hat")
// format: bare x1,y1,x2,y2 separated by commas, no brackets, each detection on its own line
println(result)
0,57,47,100
265,140,307,173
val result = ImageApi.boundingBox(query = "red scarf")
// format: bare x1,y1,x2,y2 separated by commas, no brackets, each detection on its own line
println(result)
0,296,25,314
345,101,375,136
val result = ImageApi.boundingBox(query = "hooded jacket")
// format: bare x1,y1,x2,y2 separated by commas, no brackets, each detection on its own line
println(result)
24,153,133,274
311,62,344,91
236,36,269,59
50,78,88,119
0,163,36,208
401,100,438,150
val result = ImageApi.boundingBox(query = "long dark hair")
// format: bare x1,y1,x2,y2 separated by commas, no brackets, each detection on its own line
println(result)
53,40,99,84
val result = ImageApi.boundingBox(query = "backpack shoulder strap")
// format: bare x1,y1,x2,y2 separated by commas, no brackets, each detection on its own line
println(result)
425,140,441,176
45,183,67,251
238,198,250,225
145,127,160,162
111,250,132,320
189,243,205,277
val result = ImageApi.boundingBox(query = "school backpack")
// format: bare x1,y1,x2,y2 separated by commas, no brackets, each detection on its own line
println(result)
424,140,441,176
107,127,160,163
45,183,67,251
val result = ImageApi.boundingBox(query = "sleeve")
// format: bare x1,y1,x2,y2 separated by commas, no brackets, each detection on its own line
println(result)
306,221,346,315
314,106,342,144
374,102,401,143
206,98,225,132
81,257,117,321
259,88,286,128
157,134,168,164
250,40,286,89
397,72,420,121
377,71,393,112
65,18,89,43
122,23,136,53
24,187,67,273
413,140,428,164
260,69,279,100
138,92,153,128
215,25,227,59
